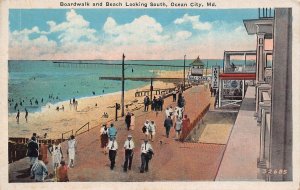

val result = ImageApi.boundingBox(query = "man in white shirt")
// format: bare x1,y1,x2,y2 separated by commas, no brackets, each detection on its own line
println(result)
140,139,154,173
123,134,135,172
107,137,118,170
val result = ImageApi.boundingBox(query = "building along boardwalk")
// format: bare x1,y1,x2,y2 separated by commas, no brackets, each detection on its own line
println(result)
9,85,228,182
216,86,262,181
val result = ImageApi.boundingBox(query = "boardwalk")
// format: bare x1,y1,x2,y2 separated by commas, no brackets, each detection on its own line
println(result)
9,85,226,182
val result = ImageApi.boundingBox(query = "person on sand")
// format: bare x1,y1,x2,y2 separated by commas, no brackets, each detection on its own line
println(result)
123,134,135,172
100,124,109,154
39,140,49,165
180,115,191,142
107,137,118,170
130,113,135,130
25,108,28,122
164,116,173,138
125,112,131,131
16,110,20,123
31,154,48,182
57,160,69,182
67,135,77,168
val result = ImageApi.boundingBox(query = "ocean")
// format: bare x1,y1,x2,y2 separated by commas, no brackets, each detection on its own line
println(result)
8,59,254,113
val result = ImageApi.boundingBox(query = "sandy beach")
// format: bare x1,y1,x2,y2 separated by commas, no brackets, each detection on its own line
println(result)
8,80,177,139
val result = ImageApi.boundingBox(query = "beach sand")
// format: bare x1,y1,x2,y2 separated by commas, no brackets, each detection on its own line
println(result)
8,81,176,139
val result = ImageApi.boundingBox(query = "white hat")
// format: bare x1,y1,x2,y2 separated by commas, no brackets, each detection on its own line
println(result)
128,134,132,138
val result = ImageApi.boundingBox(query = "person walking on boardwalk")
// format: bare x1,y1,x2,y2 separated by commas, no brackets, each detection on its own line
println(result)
31,154,48,182
108,123,117,139
142,120,150,139
100,124,109,154
123,134,135,172
140,139,154,173
67,135,77,168
107,137,118,170
174,116,183,140
57,160,69,182
144,96,150,112
180,114,191,142
164,116,173,138
16,110,20,123
130,113,135,130
27,136,39,174
49,140,63,175
149,121,156,142
172,89,177,102
25,108,28,122
125,112,131,131
39,140,49,165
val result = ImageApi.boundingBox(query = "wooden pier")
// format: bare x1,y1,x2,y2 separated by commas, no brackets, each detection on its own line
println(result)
99,76,185,82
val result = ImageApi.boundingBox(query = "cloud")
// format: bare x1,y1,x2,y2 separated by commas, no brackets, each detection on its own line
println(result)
175,31,192,40
103,15,169,45
174,14,212,31
47,9,99,44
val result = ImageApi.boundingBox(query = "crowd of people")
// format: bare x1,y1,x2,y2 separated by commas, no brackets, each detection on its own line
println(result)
25,86,194,182
26,133,77,182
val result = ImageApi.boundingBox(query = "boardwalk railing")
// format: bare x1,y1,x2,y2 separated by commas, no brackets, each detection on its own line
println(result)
8,137,63,164
61,129,74,141
75,122,90,136
183,103,210,141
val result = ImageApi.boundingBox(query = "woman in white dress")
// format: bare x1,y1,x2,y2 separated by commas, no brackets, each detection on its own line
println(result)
49,140,63,176
149,121,156,142
130,113,135,130
68,135,77,168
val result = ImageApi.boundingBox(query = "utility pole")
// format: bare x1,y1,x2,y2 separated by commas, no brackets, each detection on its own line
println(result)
121,53,125,117
206,60,208,78
183,55,186,90
150,77,153,102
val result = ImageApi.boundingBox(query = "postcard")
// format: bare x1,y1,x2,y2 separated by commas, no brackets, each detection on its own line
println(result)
0,0,299,189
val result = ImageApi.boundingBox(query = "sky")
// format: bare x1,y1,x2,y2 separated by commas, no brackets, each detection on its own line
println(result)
9,9,259,60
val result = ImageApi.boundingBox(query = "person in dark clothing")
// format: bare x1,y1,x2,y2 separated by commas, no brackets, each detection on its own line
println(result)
125,112,131,131
144,96,150,112
172,90,177,102
107,137,118,170
16,110,20,123
25,108,28,122
152,96,157,111
123,134,135,172
140,139,153,173
27,136,39,174
210,87,214,97
164,116,173,138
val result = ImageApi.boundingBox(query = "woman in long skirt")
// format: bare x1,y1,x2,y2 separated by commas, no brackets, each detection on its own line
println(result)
130,113,135,130
100,124,109,154
39,140,49,165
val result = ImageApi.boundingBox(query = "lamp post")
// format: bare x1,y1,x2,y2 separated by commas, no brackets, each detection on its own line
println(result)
183,55,186,90
121,53,125,117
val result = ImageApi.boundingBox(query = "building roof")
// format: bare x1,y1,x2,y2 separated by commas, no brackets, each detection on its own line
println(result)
190,56,204,66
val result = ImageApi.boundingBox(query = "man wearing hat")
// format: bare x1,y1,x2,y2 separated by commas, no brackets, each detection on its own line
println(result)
107,137,118,170
140,139,153,173
123,134,135,172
